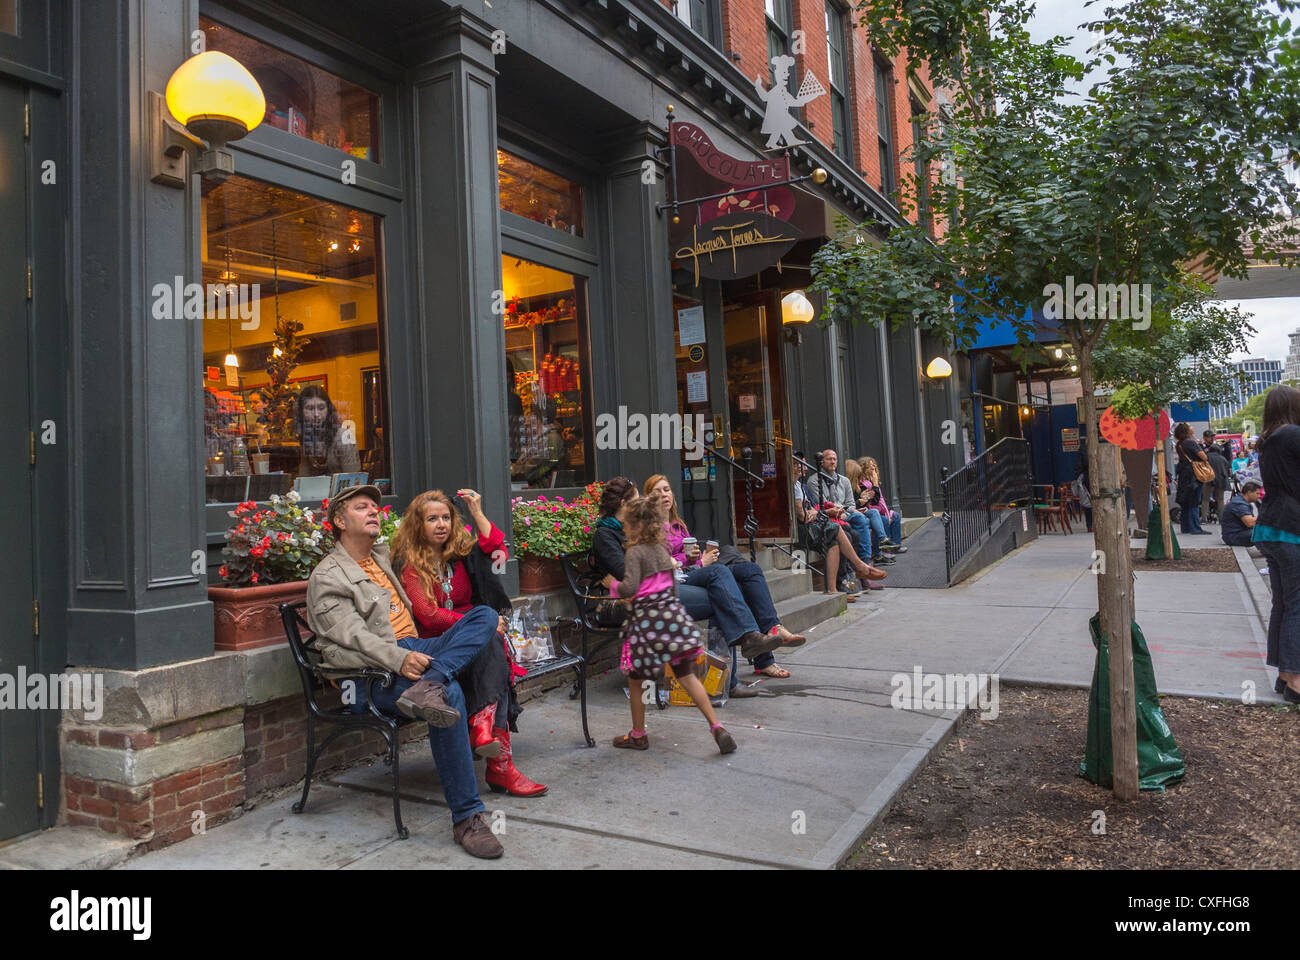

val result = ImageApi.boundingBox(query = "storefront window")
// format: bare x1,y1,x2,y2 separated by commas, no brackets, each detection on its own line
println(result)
200,175,389,503
497,150,584,237
503,255,591,489
200,16,380,162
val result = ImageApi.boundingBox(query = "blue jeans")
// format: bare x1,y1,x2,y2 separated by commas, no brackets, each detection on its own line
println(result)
729,561,780,674
885,511,902,544
1258,540,1300,674
369,606,498,824
845,511,882,558
680,563,760,644
1179,489,1204,533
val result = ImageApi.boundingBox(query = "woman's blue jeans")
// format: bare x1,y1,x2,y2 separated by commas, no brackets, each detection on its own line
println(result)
680,563,759,644
1257,540,1300,674
845,511,882,558
368,606,498,824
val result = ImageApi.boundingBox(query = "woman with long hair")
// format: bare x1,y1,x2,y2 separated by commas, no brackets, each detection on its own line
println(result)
390,488,546,796
295,384,360,477
857,457,906,552
1173,422,1209,534
644,474,804,680
1252,384,1300,702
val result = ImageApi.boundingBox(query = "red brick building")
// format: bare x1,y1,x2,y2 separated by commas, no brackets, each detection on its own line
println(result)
661,0,941,232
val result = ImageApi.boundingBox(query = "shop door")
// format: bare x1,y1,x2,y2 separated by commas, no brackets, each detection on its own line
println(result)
723,291,791,540
0,77,41,842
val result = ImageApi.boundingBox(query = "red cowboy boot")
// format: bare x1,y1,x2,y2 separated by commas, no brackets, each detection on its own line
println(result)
468,705,503,759
485,728,548,797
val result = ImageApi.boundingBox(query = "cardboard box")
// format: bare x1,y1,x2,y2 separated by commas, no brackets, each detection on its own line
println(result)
662,649,730,705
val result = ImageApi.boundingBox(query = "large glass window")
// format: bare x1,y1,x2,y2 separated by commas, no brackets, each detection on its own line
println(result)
200,175,389,503
200,16,380,162
825,2,851,162
497,150,584,237
503,255,592,489
766,0,797,99
673,0,717,46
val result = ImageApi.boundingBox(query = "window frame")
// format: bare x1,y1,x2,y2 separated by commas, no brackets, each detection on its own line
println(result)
874,57,897,198
824,0,852,163
200,3,404,198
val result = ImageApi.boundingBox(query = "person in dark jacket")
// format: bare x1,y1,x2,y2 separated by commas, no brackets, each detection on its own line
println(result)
1174,422,1209,534
1252,385,1300,702
1205,446,1232,522
1221,481,1261,547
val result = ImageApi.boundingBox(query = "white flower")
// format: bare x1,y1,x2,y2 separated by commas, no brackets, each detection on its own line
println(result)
286,490,302,503
303,509,314,522
271,494,282,504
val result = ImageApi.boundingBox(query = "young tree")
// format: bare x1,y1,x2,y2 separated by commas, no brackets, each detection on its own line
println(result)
1093,275,1254,552
813,0,1300,797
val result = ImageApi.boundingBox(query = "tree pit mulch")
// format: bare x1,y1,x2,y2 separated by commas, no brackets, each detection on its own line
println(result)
847,686,1299,869
1129,547,1240,573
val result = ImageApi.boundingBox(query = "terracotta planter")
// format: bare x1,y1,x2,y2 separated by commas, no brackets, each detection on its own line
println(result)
517,556,566,594
209,580,309,651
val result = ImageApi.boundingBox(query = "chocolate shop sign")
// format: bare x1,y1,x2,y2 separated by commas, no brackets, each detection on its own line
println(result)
673,212,801,284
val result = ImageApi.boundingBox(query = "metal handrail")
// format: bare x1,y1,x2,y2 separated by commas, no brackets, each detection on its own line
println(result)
939,437,1033,582
704,442,765,561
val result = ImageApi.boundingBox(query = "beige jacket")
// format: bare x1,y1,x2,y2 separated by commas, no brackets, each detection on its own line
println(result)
305,542,412,674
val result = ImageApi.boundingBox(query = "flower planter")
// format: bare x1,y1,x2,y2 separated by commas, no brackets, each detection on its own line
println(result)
209,580,310,651
517,556,566,594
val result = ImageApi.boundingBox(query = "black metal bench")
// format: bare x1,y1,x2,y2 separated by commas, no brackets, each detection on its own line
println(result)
279,600,416,839
279,594,596,838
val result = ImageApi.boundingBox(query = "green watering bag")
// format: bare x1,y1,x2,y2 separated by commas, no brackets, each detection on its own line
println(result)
1081,613,1186,792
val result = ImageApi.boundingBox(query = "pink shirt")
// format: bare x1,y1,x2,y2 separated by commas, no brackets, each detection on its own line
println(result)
611,570,675,597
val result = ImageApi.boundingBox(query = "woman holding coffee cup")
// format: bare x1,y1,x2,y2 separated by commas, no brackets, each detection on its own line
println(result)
644,475,805,680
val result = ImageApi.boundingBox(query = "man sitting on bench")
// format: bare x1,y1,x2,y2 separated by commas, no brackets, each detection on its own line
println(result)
306,484,505,859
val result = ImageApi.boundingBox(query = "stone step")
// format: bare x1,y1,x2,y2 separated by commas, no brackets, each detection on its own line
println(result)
772,590,848,636
763,566,814,604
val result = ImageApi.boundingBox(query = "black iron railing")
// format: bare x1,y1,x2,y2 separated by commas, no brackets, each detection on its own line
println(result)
703,442,766,561
939,438,1033,582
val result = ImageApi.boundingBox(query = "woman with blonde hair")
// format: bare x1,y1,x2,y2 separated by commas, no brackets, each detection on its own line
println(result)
390,488,546,797
857,457,906,552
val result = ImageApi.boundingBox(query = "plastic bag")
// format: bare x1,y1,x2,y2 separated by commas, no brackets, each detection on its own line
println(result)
1080,613,1186,791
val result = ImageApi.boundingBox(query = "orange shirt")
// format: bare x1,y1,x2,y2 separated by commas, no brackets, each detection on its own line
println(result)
358,556,418,641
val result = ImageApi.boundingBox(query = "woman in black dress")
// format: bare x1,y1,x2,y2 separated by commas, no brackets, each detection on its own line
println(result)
1173,422,1209,535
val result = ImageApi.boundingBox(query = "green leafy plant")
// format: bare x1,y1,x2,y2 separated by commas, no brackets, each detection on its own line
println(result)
219,491,334,586
511,482,603,558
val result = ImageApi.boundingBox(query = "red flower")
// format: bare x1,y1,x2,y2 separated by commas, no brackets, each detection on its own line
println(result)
251,572,260,584
218,565,229,578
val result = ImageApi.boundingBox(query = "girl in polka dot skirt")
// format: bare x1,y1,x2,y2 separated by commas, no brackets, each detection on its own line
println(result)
611,498,737,754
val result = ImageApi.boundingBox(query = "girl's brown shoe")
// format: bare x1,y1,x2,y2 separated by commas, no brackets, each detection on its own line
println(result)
613,732,649,750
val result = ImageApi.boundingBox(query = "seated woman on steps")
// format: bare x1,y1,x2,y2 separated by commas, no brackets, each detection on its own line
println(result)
644,474,805,680
390,488,546,798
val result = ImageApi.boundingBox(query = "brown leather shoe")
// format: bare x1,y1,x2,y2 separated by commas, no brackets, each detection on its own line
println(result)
739,630,782,660
860,565,888,581
396,677,461,728
612,732,649,749
453,812,504,859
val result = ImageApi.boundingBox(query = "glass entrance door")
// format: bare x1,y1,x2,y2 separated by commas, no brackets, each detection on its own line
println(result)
723,292,791,539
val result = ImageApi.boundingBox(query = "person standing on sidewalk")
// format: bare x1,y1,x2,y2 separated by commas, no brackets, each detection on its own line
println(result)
306,484,506,858
1174,422,1209,534
1251,385,1300,703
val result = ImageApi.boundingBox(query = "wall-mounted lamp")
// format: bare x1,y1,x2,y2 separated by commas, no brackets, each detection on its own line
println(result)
1021,406,1031,417
781,290,815,326
1054,347,1063,359
1070,363,1078,372
925,357,953,379
151,51,265,187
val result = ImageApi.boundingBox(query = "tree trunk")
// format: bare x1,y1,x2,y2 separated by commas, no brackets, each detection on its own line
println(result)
1155,444,1172,556
1077,344,1140,800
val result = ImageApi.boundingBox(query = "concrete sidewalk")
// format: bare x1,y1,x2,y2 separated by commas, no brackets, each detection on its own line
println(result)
110,528,1280,871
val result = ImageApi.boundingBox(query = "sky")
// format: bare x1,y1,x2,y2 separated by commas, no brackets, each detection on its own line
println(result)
1023,0,1300,366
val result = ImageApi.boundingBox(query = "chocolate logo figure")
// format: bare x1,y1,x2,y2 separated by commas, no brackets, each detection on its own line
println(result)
753,55,825,150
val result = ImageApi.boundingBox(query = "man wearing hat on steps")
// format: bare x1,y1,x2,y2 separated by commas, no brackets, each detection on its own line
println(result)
306,484,505,859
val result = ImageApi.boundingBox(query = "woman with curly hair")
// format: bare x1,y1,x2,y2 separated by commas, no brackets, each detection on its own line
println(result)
295,385,360,477
390,488,546,797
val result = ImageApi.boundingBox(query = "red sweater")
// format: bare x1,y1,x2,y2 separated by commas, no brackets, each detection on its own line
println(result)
401,523,506,636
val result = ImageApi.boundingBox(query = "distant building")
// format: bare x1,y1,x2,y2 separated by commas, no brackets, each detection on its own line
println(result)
1210,357,1284,422
1286,329,1300,384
